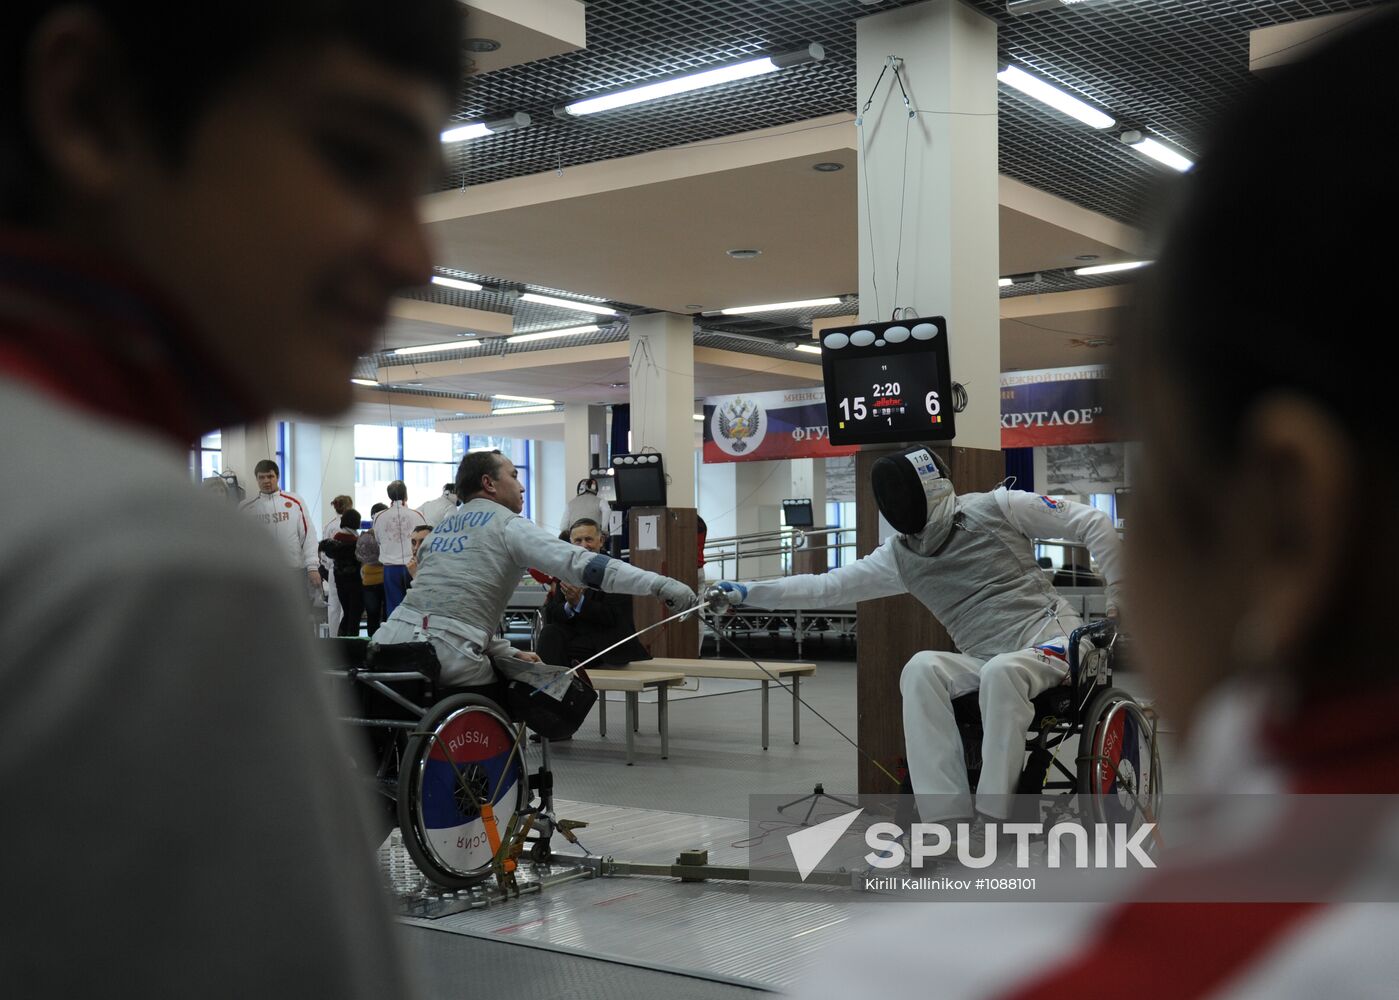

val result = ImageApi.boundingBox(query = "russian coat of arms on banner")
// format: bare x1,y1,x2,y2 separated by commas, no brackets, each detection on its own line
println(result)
713,396,767,455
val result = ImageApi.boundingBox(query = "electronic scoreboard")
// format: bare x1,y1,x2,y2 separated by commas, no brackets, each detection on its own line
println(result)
818,315,955,446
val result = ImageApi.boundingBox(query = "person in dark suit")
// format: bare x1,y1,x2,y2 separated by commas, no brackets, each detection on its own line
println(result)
535,518,651,669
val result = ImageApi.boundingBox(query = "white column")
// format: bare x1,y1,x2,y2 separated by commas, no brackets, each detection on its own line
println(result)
563,403,607,491
628,312,695,506
289,423,355,525
219,419,279,493
857,0,1000,450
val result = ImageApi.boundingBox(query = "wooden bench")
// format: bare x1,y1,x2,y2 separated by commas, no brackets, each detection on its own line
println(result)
584,668,686,765
621,658,817,749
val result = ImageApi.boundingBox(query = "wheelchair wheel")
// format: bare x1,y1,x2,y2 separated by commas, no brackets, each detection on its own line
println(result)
1077,688,1161,833
397,694,527,890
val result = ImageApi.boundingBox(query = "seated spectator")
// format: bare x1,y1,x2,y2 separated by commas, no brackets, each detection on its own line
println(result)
405,524,432,582
536,518,651,669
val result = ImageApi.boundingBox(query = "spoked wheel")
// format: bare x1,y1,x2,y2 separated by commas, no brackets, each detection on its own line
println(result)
397,694,527,890
1077,688,1161,841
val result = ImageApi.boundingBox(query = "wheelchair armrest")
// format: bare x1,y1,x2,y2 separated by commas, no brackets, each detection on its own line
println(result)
1068,619,1117,689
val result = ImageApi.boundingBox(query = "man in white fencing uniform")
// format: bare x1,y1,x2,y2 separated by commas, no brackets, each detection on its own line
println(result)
239,459,320,605
418,482,458,527
375,450,697,717
719,447,1123,821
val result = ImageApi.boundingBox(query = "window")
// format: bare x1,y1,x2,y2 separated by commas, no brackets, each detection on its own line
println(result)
465,436,531,519
355,424,477,516
190,430,222,482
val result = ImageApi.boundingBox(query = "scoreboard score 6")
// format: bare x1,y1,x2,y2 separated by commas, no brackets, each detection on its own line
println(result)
819,316,955,446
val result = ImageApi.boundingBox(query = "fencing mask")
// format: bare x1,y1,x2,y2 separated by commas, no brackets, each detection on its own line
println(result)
871,446,956,548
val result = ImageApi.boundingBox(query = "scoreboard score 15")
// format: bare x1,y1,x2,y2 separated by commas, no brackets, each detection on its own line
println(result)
818,316,956,446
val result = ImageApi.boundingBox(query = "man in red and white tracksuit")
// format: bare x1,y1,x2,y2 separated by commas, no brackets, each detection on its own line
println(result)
240,459,320,604
372,479,425,618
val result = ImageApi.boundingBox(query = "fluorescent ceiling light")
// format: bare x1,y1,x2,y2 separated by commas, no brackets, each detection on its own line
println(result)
520,292,618,315
494,394,555,405
431,276,483,292
491,404,556,415
1074,260,1152,276
392,340,481,355
719,297,842,315
562,45,823,117
795,344,823,355
351,378,380,386
506,324,601,345
1125,134,1194,172
997,65,1114,130
999,278,1014,287
693,414,705,421
441,112,530,144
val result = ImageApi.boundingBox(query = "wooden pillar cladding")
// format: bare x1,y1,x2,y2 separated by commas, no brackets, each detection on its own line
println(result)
627,506,700,657
855,445,1005,794
791,537,829,577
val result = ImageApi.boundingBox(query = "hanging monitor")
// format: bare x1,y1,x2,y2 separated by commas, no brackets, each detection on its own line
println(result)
819,316,955,446
781,498,815,527
611,453,667,508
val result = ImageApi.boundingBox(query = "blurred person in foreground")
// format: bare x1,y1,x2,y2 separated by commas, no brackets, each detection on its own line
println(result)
794,12,1399,998
0,0,459,994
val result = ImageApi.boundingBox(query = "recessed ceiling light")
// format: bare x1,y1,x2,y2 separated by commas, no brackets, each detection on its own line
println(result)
726,248,762,260
684,304,703,312
491,404,556,415
407,382,423,387
813,161,844,172
1074,260,1152,276
1075,254,1100,262
392,340,481,355
463,38,500,53
431,275,484,292
520,292,618,315
999,278,1014,287
794,344,823,354
506,324,601,345
440,112,531,144
609,382,628,389
1119,131,1194,172
560,45,824,117
494,394,555,404
719,297,842,314
351,378,379,387
692,414,705,421
997,64,1114,130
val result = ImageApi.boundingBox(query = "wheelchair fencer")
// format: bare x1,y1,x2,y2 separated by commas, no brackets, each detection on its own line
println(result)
326,637,596,892
946,618,1162,833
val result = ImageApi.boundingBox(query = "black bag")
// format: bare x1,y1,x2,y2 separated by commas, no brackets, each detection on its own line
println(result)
504,670,598,740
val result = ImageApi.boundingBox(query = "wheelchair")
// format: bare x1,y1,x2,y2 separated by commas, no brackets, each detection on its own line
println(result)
949,619,1162,831
325,638,585,891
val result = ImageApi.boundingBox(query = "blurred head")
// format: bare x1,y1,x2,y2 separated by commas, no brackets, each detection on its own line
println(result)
456,449,523,513
369,502,387,516
339,509,360,531
5,1,461,417
386,480,406,502
253,458,279,493
330,494,353,515
1123,10,1399,729
568,518,605,553
409,524,431,556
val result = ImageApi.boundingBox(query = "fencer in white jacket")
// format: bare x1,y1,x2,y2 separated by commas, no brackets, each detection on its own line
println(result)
720,447,1124,821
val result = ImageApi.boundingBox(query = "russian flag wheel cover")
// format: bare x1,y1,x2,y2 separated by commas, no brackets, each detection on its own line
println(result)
1093,703,1143,826
415,705,524,877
